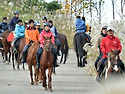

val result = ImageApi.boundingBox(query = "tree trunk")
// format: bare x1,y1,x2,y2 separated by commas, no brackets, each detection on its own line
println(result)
112,0,115,19
99,0,101,24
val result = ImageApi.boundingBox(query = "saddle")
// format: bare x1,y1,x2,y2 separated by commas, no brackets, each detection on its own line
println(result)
7,32,14,42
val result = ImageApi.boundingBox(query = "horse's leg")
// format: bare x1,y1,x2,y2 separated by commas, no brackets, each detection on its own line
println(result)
60,51,63,64
63,52,67,64
76,52,80,67
9,51,11,63
42,69,47,90
29,65,34,85
17,53,20,70
5,54,9,64
48,68,53,92
80,55,83,67
12,52,15,70
38,69,43,83
34,66,38,85
1,50,5,62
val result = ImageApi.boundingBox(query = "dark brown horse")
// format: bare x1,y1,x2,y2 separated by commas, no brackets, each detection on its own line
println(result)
57,33,69,64
0,30,11,64
73,32,87,67
105,50,122,79
11,37,26,70
27,41,42,85
40,36,53,92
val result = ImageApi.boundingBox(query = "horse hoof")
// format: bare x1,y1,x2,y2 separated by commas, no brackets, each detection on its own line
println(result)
44,87,48,91
48,88,53,92
6,61,9,64
34,82,38,85
30,82,34,85
39,80,42,83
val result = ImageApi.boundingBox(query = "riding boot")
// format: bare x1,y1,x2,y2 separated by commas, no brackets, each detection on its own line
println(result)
21,51,26,63
51,48,59,67
96,69,102,82
36,47,43,69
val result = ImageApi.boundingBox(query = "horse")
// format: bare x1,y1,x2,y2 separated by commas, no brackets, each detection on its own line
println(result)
105,50,122,79
11,37,26,70
73,32,87,67
57,33,69,64
27,41,42,85
40,36,53,92
0,30,11,64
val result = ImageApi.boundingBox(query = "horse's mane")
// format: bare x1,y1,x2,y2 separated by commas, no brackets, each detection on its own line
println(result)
32,41,40,47
1,29,10,37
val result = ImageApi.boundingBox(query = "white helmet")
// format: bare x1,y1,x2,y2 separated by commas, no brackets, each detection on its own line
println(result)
34,21,41,26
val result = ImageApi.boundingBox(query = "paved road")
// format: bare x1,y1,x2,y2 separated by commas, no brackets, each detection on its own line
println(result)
0,49,102,94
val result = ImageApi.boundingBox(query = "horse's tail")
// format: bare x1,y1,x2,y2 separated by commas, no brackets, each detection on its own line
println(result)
64,36,69,59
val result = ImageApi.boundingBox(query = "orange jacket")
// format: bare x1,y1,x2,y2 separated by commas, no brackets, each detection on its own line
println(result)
25,27,39,44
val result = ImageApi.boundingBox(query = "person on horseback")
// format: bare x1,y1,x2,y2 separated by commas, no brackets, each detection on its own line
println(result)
36,22,59,69
34,21,43,33
8,11,19,32
0,17,8,34
0,17,8,50
95,26,107,70
42,16,48,23
75,16,91,45
82,16,90,32
49,20,61,56
81,16,91,45
21,19,39,63
96,27,125,81
13,19,25,53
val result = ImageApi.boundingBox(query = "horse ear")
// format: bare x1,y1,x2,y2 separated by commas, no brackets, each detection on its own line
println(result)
50,35,52,39
110,49,113,53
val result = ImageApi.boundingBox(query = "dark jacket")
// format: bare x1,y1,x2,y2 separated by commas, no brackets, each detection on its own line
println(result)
38,28,43,34
0,22,8,33
9,16,19,31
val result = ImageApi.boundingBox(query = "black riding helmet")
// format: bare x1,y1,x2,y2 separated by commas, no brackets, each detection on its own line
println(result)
42,16,47,21
28,19,34,24
17,19,22,23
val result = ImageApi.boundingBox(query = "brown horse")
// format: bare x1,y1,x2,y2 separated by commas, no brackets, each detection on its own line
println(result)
0,30,11,64
105,50,122,79
11,37,26,70
40,36,53,92
27,41,42,85
57,33,69,64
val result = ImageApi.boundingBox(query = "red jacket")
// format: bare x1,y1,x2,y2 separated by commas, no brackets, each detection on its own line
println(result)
39,29,55,47
101,35,122,58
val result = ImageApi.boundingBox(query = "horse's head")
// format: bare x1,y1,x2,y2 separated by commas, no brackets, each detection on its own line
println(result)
44,36,53,51
108,49,120,73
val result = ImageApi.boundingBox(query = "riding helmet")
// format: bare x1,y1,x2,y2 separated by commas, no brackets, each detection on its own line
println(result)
44,22,50,27
34,21,41,26
42,16,47,20
14,11,20,15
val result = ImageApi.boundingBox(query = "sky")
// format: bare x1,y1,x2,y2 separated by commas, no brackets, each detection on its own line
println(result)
45,0,125,23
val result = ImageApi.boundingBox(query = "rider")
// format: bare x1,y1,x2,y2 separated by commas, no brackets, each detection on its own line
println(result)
96,27,125,80
42,16,48,25
36,22,59,69
21,19,39,63
94,26,107,70
13,19,25,53
0,17,8,50
49,20,61,56
34,21,43,33
82,16,90,32
0,17,8,34
8,11,19,32
81,16,91,45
